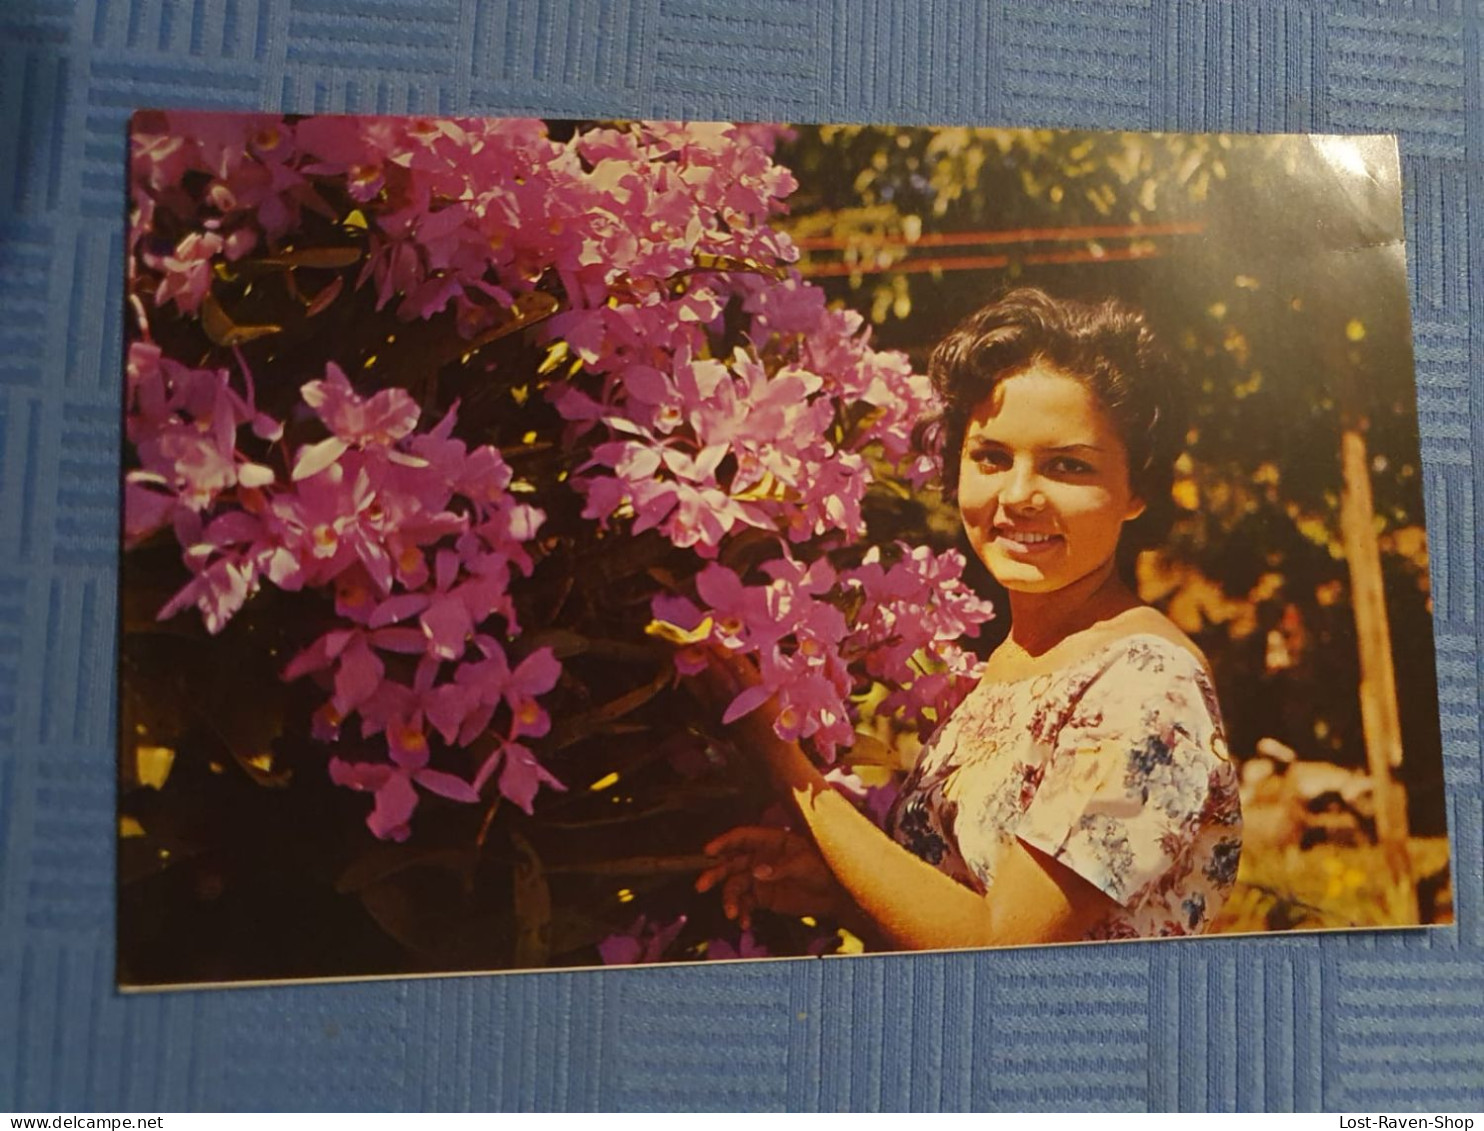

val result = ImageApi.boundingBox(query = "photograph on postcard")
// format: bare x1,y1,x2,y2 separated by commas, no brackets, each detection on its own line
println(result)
119,114,1451,987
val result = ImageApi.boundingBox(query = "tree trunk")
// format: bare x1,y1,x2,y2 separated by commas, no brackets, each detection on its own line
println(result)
1338,423,1418,923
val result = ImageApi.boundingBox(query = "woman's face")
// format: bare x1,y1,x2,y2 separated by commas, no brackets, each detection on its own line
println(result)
958,363,1145,595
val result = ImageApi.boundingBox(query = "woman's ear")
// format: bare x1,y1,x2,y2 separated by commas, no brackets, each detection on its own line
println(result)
1124,494,1147,523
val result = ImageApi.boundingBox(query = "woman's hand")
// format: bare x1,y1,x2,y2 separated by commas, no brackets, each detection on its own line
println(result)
695,826,854,930
683,646,1113,950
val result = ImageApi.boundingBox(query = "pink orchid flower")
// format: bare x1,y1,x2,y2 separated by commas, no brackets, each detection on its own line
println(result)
597,914,687,966
472,739,565,815
329,753,477,843
293,364,421,481
148,230,221,313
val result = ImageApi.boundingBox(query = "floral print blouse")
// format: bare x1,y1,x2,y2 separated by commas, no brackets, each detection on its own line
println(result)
889,633,1242,939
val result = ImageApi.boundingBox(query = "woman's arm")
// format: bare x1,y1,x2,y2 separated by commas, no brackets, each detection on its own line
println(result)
721,684,1120,951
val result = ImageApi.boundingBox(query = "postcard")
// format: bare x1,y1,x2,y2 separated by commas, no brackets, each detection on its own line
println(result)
119,113,1452,987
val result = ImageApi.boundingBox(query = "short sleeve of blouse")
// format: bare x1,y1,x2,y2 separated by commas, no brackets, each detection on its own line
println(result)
1014,637,1233,910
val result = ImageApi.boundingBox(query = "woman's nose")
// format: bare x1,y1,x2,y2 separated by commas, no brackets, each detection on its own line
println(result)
1000,461,1041,508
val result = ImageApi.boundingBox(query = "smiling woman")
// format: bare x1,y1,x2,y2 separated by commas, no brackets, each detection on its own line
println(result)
698,288,1243,946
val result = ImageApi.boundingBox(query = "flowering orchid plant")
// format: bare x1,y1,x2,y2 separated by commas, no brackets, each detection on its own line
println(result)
123,112,993,967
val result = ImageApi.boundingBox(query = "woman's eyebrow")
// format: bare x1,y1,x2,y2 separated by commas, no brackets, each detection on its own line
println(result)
964,435,1105,454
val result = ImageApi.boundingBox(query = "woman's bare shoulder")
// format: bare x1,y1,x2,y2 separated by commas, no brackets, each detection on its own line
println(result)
983,606,1208,685
1104,606,1210,666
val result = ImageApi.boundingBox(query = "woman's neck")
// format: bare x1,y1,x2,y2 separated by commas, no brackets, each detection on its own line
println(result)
1004,559,1142,658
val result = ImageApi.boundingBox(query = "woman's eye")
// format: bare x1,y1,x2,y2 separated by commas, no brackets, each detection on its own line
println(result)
970,450,1011,470
1048,456,1094,475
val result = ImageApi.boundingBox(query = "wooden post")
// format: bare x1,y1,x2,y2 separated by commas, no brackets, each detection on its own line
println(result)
1337,422,1418,923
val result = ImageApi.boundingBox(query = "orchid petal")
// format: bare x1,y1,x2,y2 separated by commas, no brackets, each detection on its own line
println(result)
721,683,772,725
496,742,565,814
367,772,418,841
368,592,432,628
413,768,479,804
291,436,349,481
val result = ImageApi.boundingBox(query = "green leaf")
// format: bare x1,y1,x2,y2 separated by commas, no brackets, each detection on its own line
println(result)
134,744,176,790
201,292,282,347
509,830,552,967
544,852,713,877
547,908,613,958
242,246,363,272
549,668,671,752
460,291,562,356
689,252,789,281
520,628,593,659
335,844,472,895
542,784,741,830
194,643,291,787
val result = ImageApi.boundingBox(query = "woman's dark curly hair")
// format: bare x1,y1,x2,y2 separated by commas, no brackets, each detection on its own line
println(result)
919,287,1189,568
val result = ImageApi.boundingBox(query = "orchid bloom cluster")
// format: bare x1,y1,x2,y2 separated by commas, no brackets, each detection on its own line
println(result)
551,276,940,555
130,114,798,333
127,111,992,852
126,347,560,840
650,542,992,762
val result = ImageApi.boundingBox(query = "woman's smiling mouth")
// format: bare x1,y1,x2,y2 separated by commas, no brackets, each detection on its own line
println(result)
994,529,1064,554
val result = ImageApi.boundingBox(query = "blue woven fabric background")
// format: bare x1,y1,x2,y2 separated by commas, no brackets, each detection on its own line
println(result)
1,0,1482,1112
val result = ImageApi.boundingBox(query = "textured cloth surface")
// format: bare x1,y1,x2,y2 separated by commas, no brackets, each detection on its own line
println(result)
1,0,1481,1113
